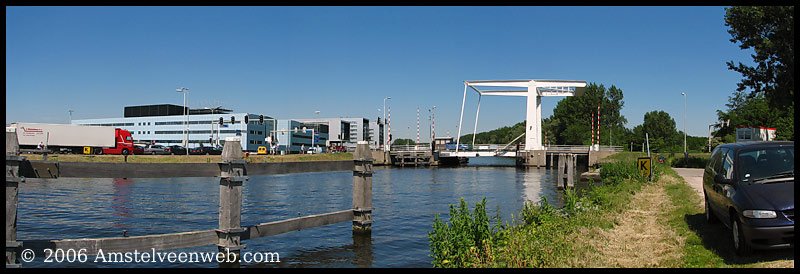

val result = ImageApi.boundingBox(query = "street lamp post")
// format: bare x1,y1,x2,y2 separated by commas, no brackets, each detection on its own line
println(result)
682,92,687,161
429,106,436,142
205,106,221,147
177,87,190,156
68,109,74,124
383,97,391,152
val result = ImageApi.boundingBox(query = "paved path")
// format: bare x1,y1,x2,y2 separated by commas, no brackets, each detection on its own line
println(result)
673,168,705,206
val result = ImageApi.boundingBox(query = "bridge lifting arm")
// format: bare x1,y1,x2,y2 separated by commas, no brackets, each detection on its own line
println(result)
495,131,526,154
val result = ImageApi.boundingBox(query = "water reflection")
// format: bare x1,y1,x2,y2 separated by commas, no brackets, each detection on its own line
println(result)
112,178,134,221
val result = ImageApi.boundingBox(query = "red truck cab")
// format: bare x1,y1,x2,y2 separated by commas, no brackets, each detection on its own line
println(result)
101,129,135,155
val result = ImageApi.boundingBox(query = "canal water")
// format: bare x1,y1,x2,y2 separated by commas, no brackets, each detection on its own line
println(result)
16,157,586,268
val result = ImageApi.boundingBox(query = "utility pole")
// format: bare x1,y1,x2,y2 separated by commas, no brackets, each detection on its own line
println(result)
682,92,687,161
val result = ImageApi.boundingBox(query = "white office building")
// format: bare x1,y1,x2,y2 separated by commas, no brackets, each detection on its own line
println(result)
72,104,275,152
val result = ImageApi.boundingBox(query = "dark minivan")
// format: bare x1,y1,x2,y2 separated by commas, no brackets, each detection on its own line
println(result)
703,141,794,256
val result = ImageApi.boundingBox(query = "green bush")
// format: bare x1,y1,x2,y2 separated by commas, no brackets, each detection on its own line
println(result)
667,155,709,168
429,198,494,267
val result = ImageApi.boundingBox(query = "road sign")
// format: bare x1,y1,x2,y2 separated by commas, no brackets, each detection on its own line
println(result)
638,157,652,179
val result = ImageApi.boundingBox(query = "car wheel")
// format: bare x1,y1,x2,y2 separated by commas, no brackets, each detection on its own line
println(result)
122,149,129,156
96,148,103,155
732,216,752,256
705,196,718,224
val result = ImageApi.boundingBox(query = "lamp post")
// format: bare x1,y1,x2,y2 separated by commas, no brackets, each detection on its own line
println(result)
383,97,391,152
177,87,189,156
429,105,436,142
68,109,74,124
682,92,687,161
205,106,221,147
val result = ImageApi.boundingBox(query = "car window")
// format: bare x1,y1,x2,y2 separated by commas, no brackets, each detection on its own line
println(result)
708,147,726,175
720,149,735,180
739,146,794,182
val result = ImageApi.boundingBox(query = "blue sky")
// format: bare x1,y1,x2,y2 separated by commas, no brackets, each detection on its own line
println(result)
6,6,753,141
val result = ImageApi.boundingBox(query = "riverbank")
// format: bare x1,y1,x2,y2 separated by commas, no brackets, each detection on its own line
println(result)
20,152,353,163
428,152,793,268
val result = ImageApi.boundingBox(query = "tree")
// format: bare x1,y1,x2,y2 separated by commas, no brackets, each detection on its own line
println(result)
639,110,680,152
724,6,794,109
546,83,627,145
721,6,794,141
714,90,793,141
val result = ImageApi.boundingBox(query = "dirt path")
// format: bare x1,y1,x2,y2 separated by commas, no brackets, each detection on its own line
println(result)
584,176,684,267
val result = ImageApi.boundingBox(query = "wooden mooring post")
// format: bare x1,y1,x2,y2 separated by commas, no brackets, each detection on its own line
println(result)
6,128,23,268
352,141,373,233
216,137,248,268
557,153,576,189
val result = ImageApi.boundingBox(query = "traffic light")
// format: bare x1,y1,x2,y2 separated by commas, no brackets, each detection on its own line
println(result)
219,117,223,125
244,115,249,124
259,115,264,124
231,116,235,124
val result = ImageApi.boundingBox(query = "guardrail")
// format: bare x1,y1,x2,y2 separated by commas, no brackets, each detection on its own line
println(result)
5,131,374,268
390,144,431,151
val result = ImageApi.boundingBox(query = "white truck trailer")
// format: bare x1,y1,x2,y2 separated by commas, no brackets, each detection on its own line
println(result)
9,123,134,155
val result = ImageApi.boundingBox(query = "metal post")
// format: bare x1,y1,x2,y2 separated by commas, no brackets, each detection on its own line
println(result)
6,129,23,267
353,141,373,233
471,94,482,148
682,92,687,161
217,137,248,267
383,97,391,152
456,83,468,153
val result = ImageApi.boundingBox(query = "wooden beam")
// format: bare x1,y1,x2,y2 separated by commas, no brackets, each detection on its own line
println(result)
21,209,354,256
242,209,353,241
22,230,219,255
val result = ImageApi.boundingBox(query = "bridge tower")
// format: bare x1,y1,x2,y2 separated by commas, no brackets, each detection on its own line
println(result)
456,79,587,152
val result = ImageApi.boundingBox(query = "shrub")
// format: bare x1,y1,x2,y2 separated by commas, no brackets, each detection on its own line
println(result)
429,198,494,267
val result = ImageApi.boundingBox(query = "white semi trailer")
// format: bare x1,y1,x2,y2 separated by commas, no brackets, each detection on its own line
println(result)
9,122,135,155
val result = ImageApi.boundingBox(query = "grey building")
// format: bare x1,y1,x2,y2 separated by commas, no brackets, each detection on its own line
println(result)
292,117,376,150
272,119,329,153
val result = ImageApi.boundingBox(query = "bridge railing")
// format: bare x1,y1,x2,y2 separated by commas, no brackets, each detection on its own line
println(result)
546,145,591,152
390,144,432,151
545,145,625,152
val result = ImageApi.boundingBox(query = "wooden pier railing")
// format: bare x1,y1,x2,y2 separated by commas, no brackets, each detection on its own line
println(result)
6,129,373,268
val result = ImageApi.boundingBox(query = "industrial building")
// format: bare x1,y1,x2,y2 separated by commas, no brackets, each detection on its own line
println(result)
292,117,384,150
72,104,277,152
272,120,329,153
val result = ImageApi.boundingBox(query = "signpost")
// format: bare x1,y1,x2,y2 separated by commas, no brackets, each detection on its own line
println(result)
638,157,652,181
